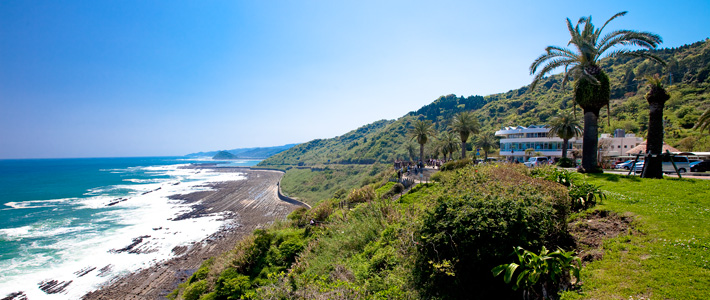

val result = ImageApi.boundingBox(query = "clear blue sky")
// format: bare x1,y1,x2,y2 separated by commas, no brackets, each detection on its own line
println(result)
1,1,708,159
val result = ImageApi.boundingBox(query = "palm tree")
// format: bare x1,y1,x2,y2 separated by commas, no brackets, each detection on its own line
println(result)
530,11,664,172
694,107,710,134
642,74,670,179
406,142,417,162
475,133,496,161
409,120,435,164
548,111,582,160
440,131,459,162
451,111,480,159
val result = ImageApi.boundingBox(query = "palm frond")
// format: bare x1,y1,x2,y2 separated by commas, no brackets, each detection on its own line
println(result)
598,11,628,34
695,107,710,133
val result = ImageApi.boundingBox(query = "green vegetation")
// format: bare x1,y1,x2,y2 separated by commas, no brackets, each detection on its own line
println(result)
548,111,582,161
529,11,664,172
409,119,436,163
492,246,581,299
450,111,480,159
171,159,710,299
260,39,710,168
170,163,621,299
278,164,388,205
212,151,238,160
560,173,710,300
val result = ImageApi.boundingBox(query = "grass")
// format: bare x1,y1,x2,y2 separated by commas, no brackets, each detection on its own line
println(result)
279,164,388,205
561,173,710,300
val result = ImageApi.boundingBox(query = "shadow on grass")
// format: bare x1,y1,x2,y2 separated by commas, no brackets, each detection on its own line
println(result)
586,172,641,182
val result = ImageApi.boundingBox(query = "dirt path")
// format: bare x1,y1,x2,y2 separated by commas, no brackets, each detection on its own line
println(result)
82,167,304,300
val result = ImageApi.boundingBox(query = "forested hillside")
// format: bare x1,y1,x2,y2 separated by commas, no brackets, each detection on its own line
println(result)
260,39,710,167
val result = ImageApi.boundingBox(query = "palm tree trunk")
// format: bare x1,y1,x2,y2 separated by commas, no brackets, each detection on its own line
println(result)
562,139,569,159
419,144,424,164
643,101,665,178
461,140,467,159
581,108,602,173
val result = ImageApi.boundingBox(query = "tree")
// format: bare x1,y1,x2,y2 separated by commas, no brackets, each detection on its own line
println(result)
406,142,417,162
642,74,671,179
695,107,710,135
475,133,496,161
451,111,480,159
548,111,582,160
439,131,459,162
409,120,435,164
530,11,664,173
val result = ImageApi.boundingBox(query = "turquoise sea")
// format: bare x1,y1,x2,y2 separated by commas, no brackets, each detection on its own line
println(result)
0,157,259,299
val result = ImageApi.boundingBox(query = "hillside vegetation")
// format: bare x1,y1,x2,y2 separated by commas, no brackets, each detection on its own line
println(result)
170,161,710,299
260,39,710,167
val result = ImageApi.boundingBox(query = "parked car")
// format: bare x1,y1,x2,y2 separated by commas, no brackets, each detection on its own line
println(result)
614,160,636,170
690,160,710,172
524,156,549,167
634,156,690,174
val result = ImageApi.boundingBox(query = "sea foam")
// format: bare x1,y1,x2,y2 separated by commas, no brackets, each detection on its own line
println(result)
0,164,246,300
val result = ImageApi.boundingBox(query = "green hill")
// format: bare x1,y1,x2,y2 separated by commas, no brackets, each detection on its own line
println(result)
212,150,238,160
260,39,710,167
187,144,297,159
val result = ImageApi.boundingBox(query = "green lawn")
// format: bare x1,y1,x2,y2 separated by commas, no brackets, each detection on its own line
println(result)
562,174,710,300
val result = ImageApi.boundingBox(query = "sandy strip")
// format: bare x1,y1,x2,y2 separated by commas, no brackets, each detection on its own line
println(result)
81,167,305,300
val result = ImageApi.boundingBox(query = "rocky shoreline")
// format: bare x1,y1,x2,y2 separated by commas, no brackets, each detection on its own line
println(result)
76,167,305,300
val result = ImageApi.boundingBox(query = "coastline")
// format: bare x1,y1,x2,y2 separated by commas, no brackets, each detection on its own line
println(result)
80,166,305,300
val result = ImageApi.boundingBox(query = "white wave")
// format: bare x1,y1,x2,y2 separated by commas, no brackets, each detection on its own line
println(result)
122,178,164,183
0,166,248,299
0,219,86,241
3,198,75,210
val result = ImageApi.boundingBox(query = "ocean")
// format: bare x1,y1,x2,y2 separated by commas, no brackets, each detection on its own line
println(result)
0,157,260,299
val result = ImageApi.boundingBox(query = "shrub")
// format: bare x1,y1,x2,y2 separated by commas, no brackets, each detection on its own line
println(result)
440,158,473,171
182,280,208,300
414,165,570,299
308,199,335,222
557,157,575,167
287,207,308,227
214,268,251,299
187,258,214,284
381,183,405,199
278,237,305,265
347,185,376,203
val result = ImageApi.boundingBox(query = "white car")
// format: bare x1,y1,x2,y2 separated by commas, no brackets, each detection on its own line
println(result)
634,156,690,174
524,156,549,167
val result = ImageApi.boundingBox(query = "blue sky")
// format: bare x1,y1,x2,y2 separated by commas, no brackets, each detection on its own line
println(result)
1,1,709,159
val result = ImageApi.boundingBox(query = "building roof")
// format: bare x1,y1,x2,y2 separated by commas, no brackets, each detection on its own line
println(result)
625,141,680,155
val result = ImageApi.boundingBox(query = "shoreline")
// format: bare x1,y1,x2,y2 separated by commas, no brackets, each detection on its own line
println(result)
80,166,306,300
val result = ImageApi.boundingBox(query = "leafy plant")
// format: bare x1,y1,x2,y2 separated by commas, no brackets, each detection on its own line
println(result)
492,246,581,300
568,181,605,211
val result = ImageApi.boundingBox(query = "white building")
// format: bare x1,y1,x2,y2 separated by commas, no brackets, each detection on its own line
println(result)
599,129,644,157
495,125,581,163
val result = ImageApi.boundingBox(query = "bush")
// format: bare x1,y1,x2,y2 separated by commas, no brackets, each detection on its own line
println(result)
187,258,214,284
381,183,405,199
414,165,571,299
214,268,251,299
347,185,376,203
287,207,308,227
182,280,208,300
557,157,575,167
440,158,473,171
